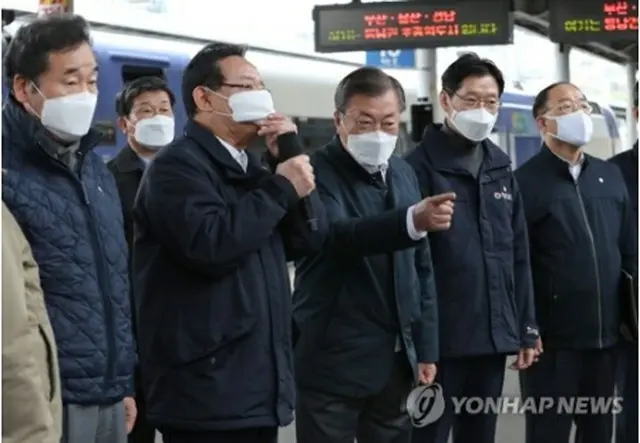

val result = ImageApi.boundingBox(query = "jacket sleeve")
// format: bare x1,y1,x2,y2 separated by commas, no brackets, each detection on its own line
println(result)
619,184,638,281
318,182,420,257
139,151,299,279
280,190,329,261
512,177,539,348
413,238,439,363
2,213,59,443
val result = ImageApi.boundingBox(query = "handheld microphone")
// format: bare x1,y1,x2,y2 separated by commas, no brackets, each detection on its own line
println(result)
276,133,319,232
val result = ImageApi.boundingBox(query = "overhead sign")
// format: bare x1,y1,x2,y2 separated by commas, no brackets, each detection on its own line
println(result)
366,49,415,69
549,0,638,44
313,0,513,53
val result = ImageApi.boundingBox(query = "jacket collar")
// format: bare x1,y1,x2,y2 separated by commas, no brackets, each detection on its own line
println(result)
420,124,510,174
111,145,146,173
3,96,102,160
539,143,591,177
183,119,265,181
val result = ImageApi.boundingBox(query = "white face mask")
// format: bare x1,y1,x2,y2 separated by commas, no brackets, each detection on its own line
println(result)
346,131,398,168
448,108,497,142
133,115,175,150
545,111,593,147
211,89,275,123
38,91,98,142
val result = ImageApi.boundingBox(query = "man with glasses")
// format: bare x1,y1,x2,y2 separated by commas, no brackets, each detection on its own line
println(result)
132,42,327,443
406,53,540,443
515,81,637,443
293,66,447,443
108,76,176,443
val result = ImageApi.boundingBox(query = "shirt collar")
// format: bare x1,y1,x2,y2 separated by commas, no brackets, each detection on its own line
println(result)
216,136,247,170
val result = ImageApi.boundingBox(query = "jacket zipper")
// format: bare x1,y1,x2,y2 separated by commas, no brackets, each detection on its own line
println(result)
44,147,117,386
574,182,604,348
80,180,117,384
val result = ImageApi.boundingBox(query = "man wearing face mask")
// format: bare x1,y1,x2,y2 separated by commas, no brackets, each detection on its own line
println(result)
132,42,327,443
406,53,539,443
609,81,638,443
2,15,136,443
293,67,449,443
515,81,637,443
108,76,176,443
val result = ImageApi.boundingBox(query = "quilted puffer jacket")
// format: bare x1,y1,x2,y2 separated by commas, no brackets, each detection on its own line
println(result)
2,98,135,405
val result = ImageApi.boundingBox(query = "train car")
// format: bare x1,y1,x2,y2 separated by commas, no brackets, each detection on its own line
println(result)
3,20,625,165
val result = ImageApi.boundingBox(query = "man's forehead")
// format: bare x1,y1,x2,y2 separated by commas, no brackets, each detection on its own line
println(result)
548,84,584,102
220,56,261,80
133,90,171,105
347,91,401,118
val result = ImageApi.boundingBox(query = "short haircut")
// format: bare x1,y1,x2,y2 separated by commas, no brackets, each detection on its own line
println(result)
116,76,175,117
334,66,406,114
181,42,246,117
531,81,577,118
441,52,505,97
4,14,91,90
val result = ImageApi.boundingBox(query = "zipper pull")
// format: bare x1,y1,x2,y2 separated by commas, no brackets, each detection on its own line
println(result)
81,183,90,205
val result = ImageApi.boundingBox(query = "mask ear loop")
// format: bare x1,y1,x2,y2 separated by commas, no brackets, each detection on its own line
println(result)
200,86,233,118
24,81,46,120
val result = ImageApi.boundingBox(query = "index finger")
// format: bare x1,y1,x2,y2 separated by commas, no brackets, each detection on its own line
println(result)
427,192,456,205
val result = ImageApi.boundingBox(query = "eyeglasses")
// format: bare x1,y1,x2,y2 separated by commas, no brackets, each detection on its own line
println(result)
545,99,592,116
221,82,267,92
452,91,501,112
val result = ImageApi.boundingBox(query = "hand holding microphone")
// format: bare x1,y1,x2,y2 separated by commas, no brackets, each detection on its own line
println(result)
276,155,315,198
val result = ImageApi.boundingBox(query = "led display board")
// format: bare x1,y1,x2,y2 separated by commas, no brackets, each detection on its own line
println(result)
313,0,513,53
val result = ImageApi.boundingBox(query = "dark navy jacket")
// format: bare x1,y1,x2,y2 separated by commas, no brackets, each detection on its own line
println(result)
516,145,637,350
405,125,538,359
610,142,638,236
2,99,135,404
293,137,438,398
133,120,327,431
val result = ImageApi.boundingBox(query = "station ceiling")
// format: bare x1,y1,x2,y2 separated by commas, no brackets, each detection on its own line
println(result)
513,0,638,65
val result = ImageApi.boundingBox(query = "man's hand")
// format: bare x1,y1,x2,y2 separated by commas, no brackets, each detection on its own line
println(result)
509,340,542,370
412,192,456,232
275,155,315,198
257,113,297,157
417,362,437,385
123,396,137,434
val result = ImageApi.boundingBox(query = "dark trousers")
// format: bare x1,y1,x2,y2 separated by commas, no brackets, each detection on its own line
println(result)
411,354,506,443
616,342,638,443
296,354,414,443
129,367,155,443
519,348,616,443
161,427,277,443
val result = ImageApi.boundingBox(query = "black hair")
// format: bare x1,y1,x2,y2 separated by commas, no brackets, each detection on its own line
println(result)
334,66,406,113
4,14,91,90
531,81,576,118
116,76,175,117
181,42,246,118
441,52,505,97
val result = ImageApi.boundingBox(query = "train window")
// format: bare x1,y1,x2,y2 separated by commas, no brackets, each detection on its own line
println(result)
121,65,166,84
588,101,602,115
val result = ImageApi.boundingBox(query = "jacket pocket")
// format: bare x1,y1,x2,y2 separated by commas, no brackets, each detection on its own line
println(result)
38,324,56,402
